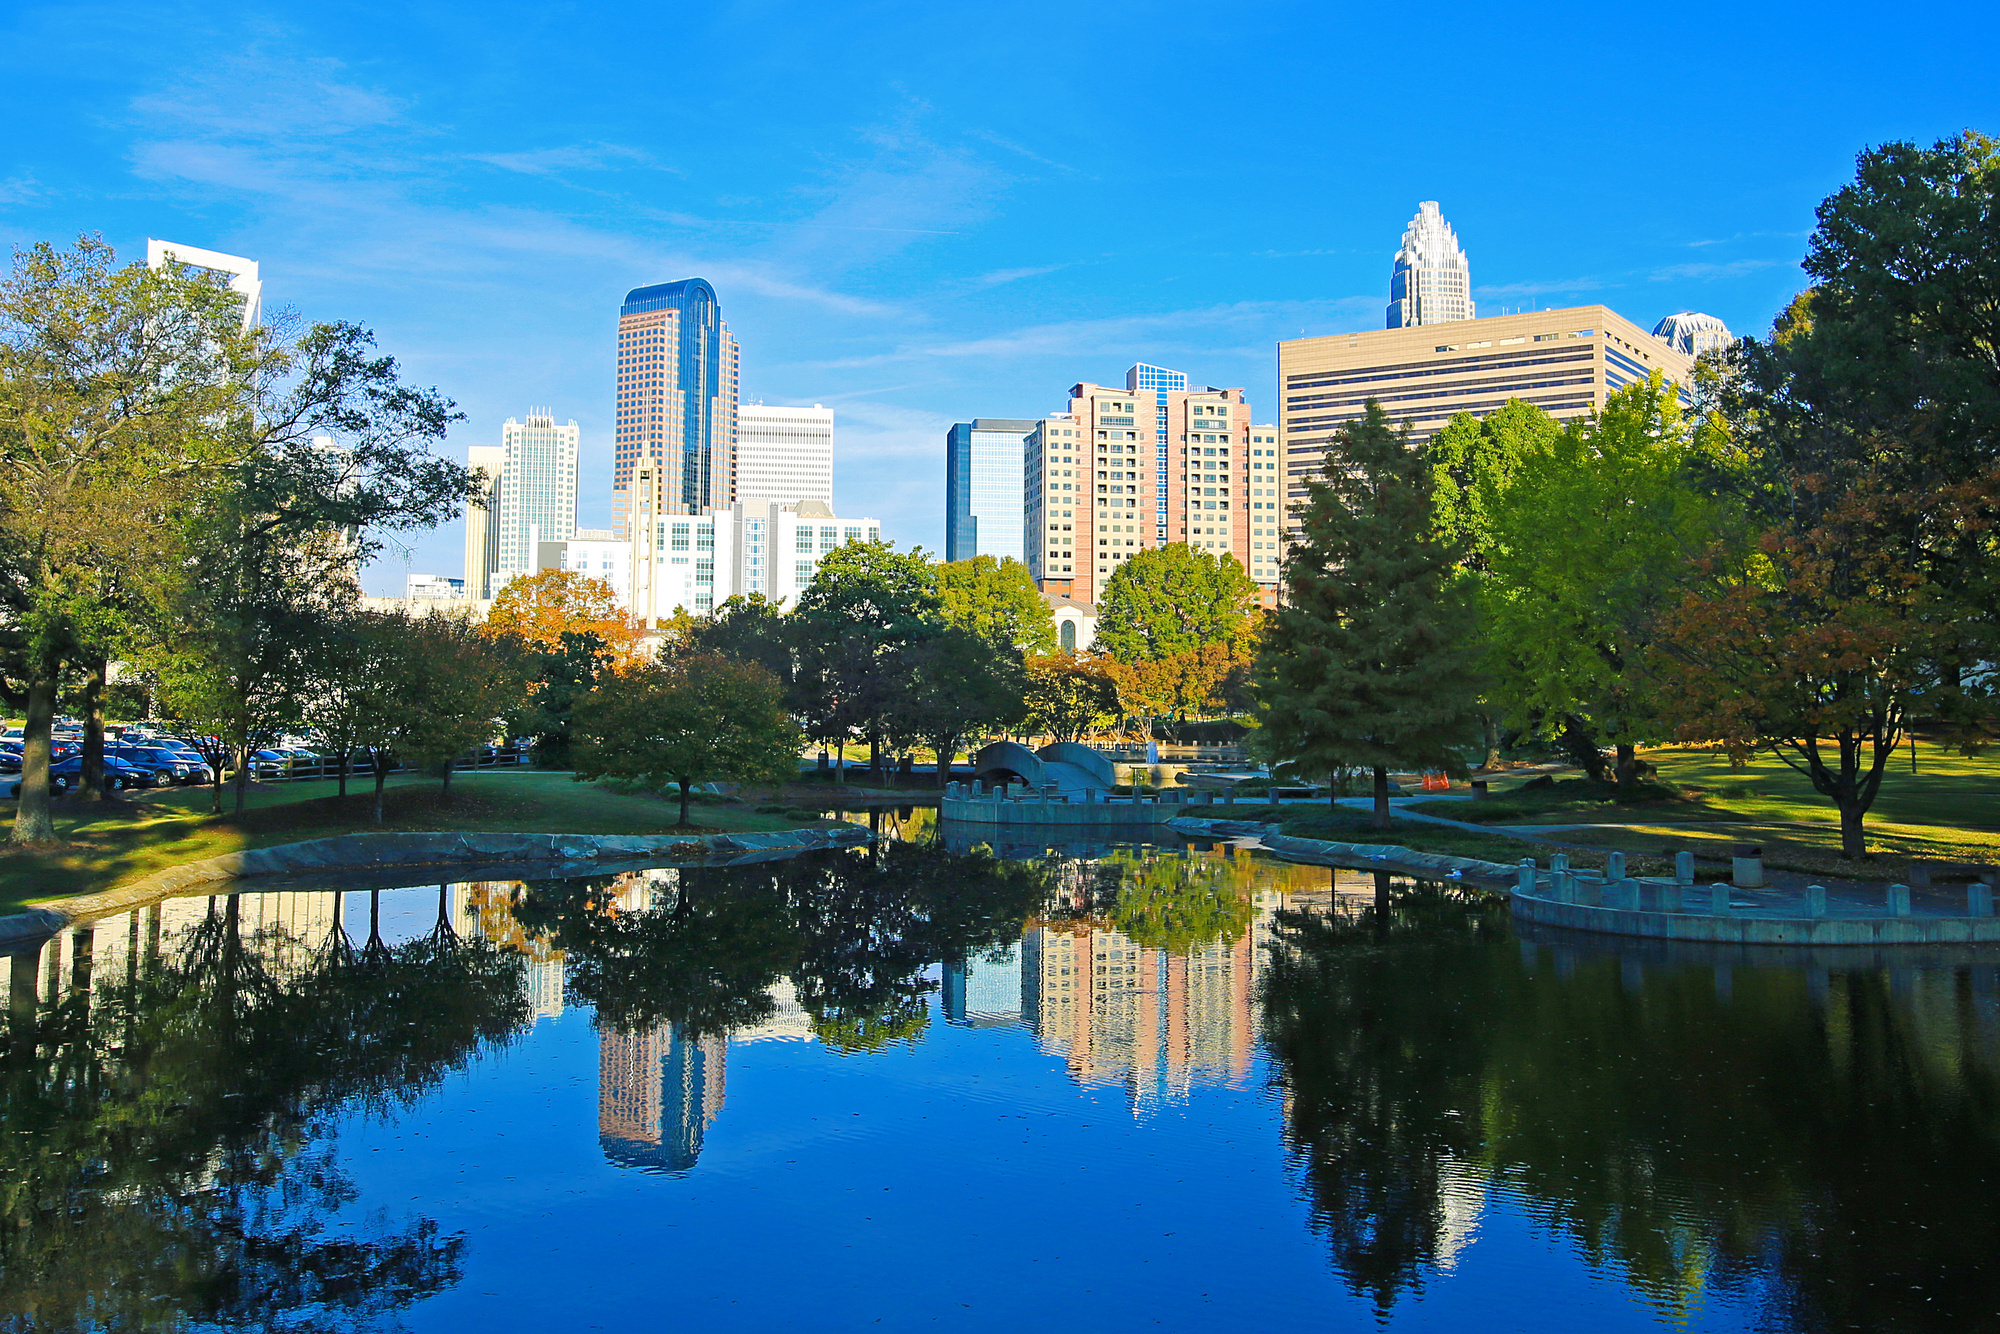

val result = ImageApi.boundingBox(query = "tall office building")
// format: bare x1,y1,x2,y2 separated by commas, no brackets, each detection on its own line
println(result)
736,403,834,506
146,239,262,329
1652,311,1735,357
1386,201,1474,329
613,279,739,534
462,444,504,599
1276,305,1697,543
944,419,1033,562
493,410,579,587
1026,379,1279,605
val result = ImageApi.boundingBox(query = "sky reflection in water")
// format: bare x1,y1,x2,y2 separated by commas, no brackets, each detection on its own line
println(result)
4,837,1998,1332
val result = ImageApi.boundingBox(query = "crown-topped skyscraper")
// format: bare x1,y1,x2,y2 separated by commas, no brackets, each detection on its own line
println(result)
1386,201,1474,329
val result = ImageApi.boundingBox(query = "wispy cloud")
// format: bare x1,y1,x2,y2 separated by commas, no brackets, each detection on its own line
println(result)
1474,275,1610,299
977,263,1070,286
1686,230,1810,248
469,142,675,177
966,128,1079,175
0,175,44,206
808,296,1377,370
1649,258,1791,281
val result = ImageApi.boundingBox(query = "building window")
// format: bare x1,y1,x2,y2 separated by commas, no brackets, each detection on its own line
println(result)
671,524,689,551
797,561,813,581
796,529,813,553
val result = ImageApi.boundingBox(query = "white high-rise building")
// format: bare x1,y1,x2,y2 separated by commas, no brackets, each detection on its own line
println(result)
625,460,879,625
1652,311,1735,357
1386,202,1475,329
493,410,579,590
146,239,262,329
736,403,834,507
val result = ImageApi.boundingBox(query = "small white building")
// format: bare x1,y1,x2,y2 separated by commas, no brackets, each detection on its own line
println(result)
536,528,631,605
406,573,467,600
1044,592,1097,653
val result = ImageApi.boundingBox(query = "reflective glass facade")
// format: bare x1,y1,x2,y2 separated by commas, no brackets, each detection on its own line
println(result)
944,419,1031,562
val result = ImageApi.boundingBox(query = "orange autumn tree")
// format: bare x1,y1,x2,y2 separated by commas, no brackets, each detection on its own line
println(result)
484,569,637,655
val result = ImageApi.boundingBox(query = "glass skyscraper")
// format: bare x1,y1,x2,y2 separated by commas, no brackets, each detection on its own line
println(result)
1387,202,1475,329
944,419,1032,562
1127,364,1186,542
495,410,578,586
614,278,739,532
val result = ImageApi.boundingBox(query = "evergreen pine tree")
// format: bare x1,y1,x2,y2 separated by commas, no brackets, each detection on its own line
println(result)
1254,399,1481,827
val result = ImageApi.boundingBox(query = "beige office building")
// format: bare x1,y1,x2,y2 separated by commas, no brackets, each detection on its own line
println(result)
1274,304,1695,532
1026,381,1282,606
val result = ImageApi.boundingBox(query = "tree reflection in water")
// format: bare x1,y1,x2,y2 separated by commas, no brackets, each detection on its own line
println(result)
0,892,529,1332
1261,882,2000,1331
513,842,1051,1052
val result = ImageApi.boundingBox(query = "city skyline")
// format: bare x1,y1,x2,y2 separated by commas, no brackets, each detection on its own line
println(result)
10,0,1989,594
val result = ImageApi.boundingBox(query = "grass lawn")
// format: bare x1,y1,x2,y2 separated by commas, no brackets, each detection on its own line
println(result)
1404,739,2000,881
0,771,821,916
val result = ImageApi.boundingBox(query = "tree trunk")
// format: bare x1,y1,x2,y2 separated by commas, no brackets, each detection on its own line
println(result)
1559,716,1611,783
80,657,109,801
1372,868,1394,926
373,762,389,824
1839,800,1867,860
208,755,225,815
9,679,60,847
1484,715,1503,770
835,740,846,784
1614,742,1637,794
1371,765,1391,830
678,779,692,828
936,742,953,787
440,762,454,797
337,751,350,799
231,743,251,815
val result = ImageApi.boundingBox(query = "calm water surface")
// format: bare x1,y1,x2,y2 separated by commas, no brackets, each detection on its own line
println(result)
5,835,1999,1332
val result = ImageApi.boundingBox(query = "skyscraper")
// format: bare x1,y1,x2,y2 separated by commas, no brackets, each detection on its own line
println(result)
493,411,578,588
1387,202,1475,329
462,444,503,599
736,403,834,505
1025,379,1279,605
1652,311,1735,357
944,419,1032,562
145,239,262,329
613,279,739,534
1127,363,1188,543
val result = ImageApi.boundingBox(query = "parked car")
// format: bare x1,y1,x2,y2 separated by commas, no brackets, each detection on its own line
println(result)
108,744,211,785
49,754,157,790
7,774,71,799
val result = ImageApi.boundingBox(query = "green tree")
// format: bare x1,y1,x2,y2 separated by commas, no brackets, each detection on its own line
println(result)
677,592,795,686
0,237,251,841
1480,374,1732,790
937,554,1057,653
1022,653,1123,742
572,652,803,826
142,309,472,816
1253,400,1482,826
894,627,1029,784
511,629,614,768
1427,399,1561,571
394,612,522,798
1092,543,1259,664
791,540,943,777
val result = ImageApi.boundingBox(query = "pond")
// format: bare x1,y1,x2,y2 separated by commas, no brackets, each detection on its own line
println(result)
4,836,1998,1331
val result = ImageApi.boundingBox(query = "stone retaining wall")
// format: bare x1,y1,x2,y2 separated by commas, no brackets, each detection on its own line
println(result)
0,825,872,945
943,794,1179,828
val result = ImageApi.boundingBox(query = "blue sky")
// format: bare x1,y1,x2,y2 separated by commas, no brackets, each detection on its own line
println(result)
6,0,1996,593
